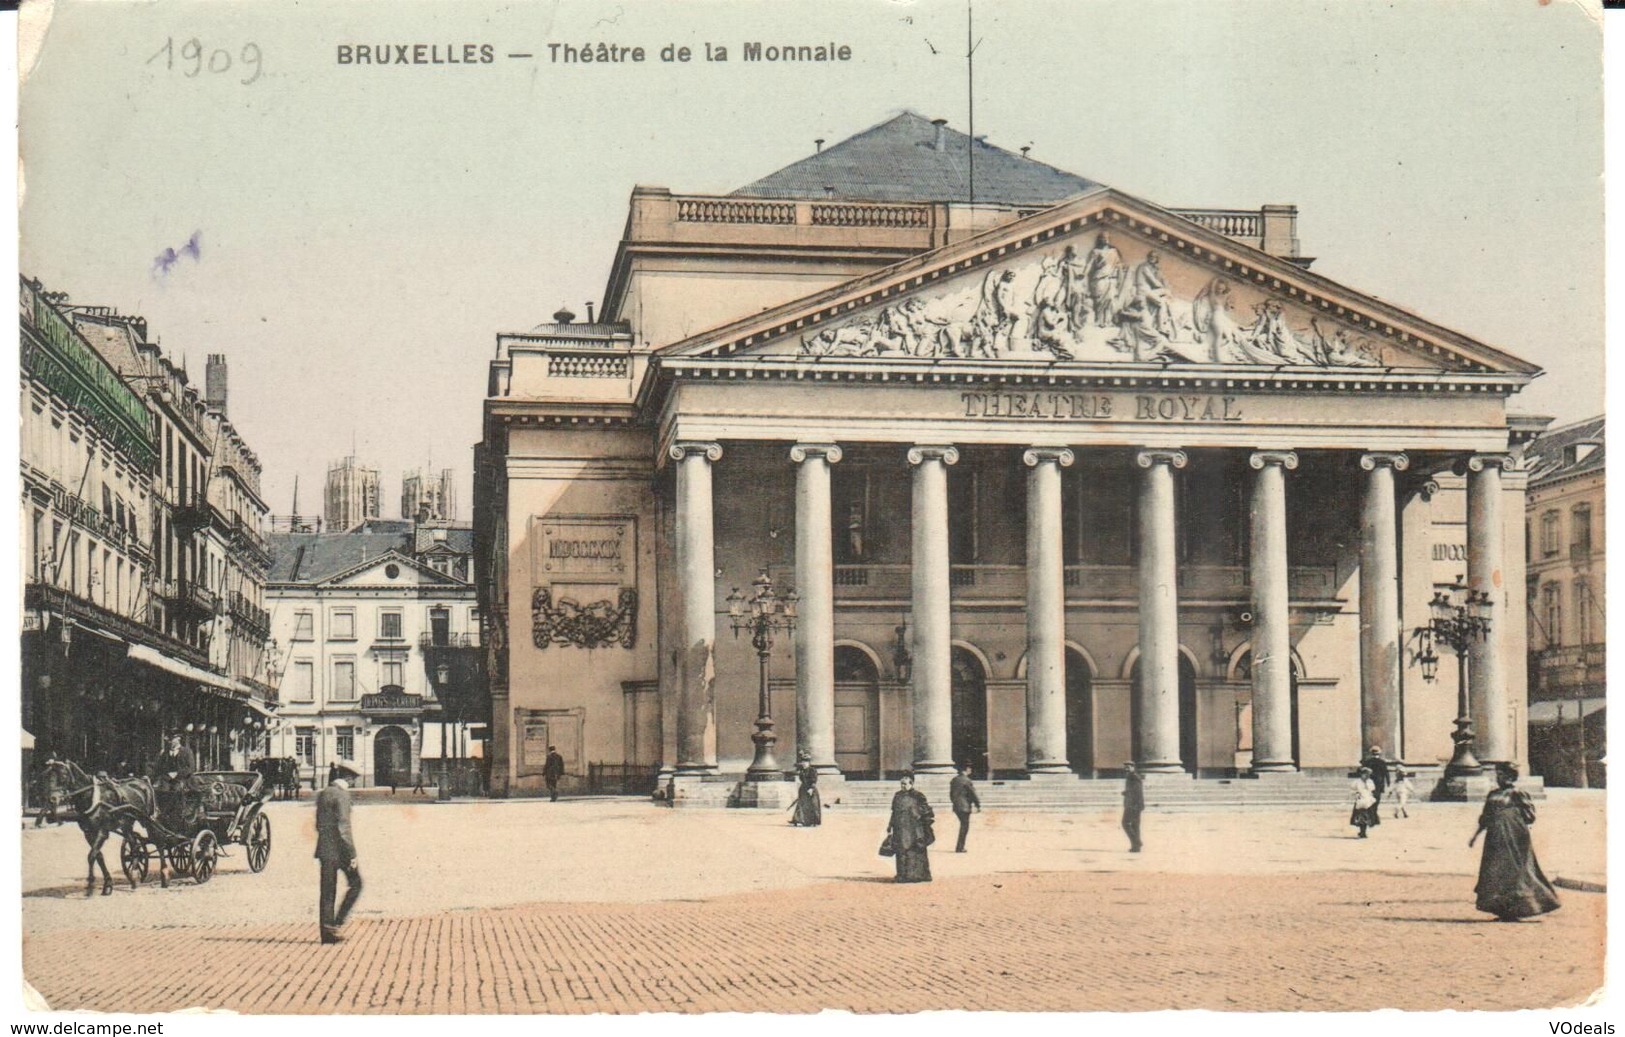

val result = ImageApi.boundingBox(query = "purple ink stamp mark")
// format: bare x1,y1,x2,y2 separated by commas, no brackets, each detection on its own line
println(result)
153,231,202,277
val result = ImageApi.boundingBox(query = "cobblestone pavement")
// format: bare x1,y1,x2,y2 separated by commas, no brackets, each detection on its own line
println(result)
19,792,1606,1013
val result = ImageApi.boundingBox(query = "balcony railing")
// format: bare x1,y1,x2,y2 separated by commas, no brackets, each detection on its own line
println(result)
177,578,219,618
830,564,1339,601
171,489,213,533
228,591,269,635
417,631,481,649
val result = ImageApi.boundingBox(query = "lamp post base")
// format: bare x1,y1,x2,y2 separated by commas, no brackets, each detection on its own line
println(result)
1443,716,1482,779
744,717,781,780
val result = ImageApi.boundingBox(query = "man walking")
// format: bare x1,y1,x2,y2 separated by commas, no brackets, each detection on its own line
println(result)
316,763,363,945
543,745,565,802
1122,762,1145,852
1361,745,1391,807
949,763,981,852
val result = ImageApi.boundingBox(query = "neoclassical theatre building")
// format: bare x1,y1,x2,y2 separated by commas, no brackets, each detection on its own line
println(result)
475,113,1545,800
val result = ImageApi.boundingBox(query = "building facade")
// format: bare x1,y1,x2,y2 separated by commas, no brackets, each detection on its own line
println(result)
325,455,381,532
476,114,1545,800
21,276,274,776
1524,416,1605,786
267,520,484,789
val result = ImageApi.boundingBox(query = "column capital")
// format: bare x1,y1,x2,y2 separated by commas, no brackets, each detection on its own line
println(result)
1022,447,1075,468
789,443,843,465
1358,451,1409,472
907,445,960,466
1135,448,1187,470
1248,450,1299,471
668,441,723,463
1465,452,1515,473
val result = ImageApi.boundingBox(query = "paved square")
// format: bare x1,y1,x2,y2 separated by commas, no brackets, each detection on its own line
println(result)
20,791,1606,1012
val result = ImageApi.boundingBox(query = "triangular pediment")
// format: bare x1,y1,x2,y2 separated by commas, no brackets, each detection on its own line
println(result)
659,190,1539,378
322,550,463,588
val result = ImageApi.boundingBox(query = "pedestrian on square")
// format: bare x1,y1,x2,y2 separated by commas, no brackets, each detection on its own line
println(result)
316,763,364,944
1360,745,1391,807
1350,766,1379,838
1469,762,1560,922
949,762,981,852
1392,766,1415,819
883,773,934,883
1121,762,1144,852
543,745,566,802
789,750,822,827
412,770,426,796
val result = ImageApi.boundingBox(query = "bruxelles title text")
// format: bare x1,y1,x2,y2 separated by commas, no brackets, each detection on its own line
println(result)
334,41,853,66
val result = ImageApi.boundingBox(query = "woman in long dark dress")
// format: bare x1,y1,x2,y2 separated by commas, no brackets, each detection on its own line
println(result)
886,773,934,883
1469,763,1560,921
790,750,822,827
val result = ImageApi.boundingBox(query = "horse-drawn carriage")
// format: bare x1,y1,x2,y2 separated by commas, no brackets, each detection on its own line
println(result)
120,771,274,885
251,756,303,800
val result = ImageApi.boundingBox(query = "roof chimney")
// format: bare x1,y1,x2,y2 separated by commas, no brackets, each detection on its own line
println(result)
205,354,228,416
553,305,576,324
585,301,595,323
932,118,947,151
1020,146,1031,159
814,138,825,153
823,185,835,199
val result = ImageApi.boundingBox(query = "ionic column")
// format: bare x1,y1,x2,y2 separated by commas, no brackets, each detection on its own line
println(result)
1467,453,1512,764
1248,450,1299,773
1135,448,1187,773
1359,451,1408,757
1024,447,1075,776
670,441,722,773
791,443,842,775
908,445,958,774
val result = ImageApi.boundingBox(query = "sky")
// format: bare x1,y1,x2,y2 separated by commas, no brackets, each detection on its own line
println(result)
18,0,1605,524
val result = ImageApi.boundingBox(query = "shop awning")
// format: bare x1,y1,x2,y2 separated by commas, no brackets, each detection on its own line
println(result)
21,728,36,751
1528,698,1607,725
127,644,242,695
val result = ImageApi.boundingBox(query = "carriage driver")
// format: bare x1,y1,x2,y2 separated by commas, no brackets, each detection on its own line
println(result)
152,734,199,826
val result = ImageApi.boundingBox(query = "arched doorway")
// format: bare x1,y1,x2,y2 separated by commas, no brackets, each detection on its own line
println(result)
374,726,411,788
1065,649,1093,775
1129,653,1198,773
951,647,989,778
833,646,880,778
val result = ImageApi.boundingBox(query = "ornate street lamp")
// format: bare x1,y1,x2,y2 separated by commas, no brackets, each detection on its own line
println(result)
726,568,798,780
1411,577,1492,780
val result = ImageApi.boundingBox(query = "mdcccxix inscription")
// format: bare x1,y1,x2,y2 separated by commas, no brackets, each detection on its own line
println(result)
960,391,1244,422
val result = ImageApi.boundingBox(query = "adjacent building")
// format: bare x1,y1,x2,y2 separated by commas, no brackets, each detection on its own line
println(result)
475,112,1546,801
325,455,380,532
266,518,484,789
21,276,274,775
1524,416,1605,787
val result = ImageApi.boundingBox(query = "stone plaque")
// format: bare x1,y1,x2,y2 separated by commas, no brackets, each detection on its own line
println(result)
534,516,635,581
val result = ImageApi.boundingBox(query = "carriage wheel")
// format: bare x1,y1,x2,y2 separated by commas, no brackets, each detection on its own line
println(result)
191,830,219,884
246,813,272,873
120,836,149,884
167,842,194,877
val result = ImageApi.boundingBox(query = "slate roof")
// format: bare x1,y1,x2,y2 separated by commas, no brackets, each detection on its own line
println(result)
731,111,1101,206
413,525,474,555
1524,415,1605,488
268,531,412,583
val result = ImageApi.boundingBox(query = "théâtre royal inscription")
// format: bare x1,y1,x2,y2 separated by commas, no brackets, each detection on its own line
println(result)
961,392,1245,422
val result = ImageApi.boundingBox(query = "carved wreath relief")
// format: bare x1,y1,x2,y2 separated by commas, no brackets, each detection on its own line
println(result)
799,233,1381,368
532,587,638,650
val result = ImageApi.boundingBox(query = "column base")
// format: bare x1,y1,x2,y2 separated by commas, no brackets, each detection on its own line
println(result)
1248,762,1300,777
911,761,957,776
1024,769,1080,783
1431,771,1496,803
1139,769,1194,783
668,771,734,809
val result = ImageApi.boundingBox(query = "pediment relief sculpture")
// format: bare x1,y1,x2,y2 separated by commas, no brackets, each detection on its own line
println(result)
794,233,1394,368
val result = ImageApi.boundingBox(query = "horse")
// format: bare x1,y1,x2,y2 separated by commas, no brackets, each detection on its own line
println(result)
39,759,170,896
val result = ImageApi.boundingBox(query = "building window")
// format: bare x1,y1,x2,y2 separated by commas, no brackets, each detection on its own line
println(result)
1571,505,1593,556
379,610,403,640
382,660,404,687
330,609,356,640
469,607,480,634
1575,579,1593,645
333,659,357,700
292,610,314,641
336,727,355,761
288,660,314,701
1541,510,1561,557
1541,583,1563,648
295,727,315,763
